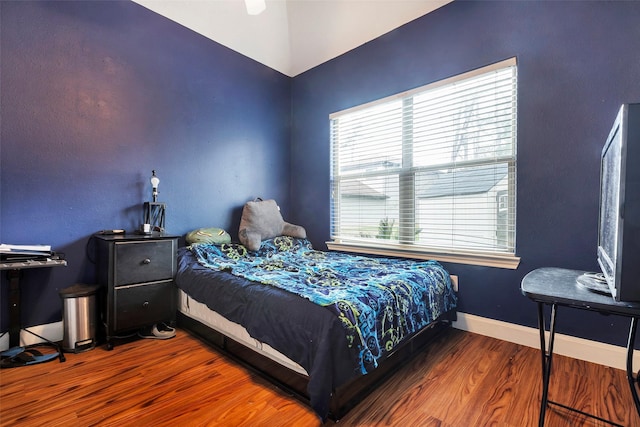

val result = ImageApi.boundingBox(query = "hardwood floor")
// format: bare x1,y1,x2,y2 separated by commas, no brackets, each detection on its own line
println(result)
1,328,638,426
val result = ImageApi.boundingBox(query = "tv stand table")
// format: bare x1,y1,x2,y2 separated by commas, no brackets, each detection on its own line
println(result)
522,267,640,427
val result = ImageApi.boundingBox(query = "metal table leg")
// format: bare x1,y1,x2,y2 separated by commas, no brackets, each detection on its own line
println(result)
537,302,627,426
627,317,640,416
537,302,557,427
7,269,22,348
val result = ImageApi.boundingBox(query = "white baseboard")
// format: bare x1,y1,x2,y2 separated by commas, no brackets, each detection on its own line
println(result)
2,315,637,372
453,312,639,371
0,321,63,351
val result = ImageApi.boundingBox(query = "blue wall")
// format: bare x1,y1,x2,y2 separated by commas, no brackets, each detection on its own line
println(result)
290,1,640,347
0,1,291,330
3,0,640,349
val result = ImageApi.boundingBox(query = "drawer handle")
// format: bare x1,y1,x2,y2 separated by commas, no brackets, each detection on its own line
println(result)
143,301,149,309
142,258,151,265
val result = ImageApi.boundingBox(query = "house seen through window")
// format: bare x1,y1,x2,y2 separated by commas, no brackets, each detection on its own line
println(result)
329,58,518,268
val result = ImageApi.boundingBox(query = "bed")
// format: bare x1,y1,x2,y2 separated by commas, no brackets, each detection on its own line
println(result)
175,236,457,421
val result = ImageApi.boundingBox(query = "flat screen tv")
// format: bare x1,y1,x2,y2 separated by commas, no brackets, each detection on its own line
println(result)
596,103,640,302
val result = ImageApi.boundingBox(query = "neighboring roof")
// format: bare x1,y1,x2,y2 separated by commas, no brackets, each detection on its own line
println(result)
341,180,388,199
339,164,507,200
418,164,508,199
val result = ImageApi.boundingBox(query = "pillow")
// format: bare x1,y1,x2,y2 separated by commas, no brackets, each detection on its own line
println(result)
238,199,306,251
186,227,231,245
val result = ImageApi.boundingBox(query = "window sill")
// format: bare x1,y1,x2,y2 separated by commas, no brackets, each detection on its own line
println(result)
325,241,521,270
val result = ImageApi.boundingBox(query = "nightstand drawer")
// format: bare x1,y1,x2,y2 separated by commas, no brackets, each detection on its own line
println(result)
114,240,174,285
113,280,175,331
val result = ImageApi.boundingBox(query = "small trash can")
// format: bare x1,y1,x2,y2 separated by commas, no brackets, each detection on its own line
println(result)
59,284,100,353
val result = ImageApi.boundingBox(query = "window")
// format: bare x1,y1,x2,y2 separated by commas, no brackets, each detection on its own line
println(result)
328,58,519,269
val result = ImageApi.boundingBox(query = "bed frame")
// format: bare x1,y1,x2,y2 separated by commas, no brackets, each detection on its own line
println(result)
177,308,456,421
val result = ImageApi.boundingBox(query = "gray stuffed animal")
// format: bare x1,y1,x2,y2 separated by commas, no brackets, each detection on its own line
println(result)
238,199,306,251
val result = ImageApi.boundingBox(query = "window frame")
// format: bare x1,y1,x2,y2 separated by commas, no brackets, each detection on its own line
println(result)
327,58,520,269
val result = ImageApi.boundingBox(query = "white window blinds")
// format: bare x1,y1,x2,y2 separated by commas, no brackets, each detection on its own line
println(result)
330,58,517,260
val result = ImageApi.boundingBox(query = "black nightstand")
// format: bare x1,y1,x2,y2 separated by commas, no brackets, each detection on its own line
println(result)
95,234,178,350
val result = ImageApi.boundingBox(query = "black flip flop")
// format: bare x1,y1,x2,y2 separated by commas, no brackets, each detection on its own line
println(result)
1,346,24,359
0,348,59,368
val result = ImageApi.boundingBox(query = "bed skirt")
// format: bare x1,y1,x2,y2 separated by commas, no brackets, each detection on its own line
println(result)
177,304,455,420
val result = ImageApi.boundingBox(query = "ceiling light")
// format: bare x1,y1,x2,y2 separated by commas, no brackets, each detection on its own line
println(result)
245,0,266,15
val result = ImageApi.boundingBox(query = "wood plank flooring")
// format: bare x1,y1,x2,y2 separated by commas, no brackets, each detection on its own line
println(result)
1,328,638,426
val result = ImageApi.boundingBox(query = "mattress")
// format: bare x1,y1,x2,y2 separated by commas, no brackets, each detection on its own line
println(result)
177,288,308,376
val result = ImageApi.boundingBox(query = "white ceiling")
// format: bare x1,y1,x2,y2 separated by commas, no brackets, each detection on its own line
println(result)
132,0,453,77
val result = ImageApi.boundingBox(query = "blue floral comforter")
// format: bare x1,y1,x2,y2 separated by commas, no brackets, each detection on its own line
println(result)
191,236,457,375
